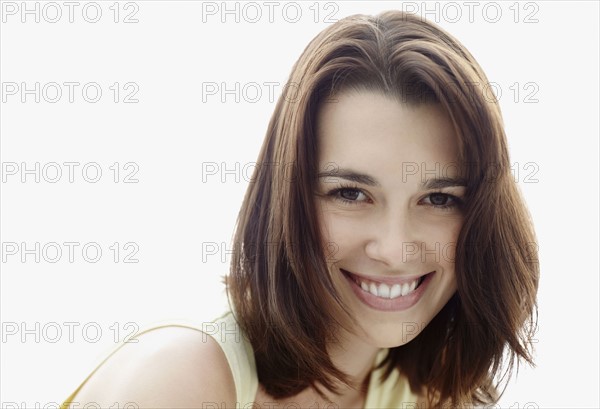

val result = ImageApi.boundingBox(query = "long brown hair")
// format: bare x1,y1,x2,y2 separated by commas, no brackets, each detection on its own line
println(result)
225,10,539,408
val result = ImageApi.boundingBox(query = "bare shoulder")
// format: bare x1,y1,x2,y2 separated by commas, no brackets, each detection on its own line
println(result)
72,324,237,409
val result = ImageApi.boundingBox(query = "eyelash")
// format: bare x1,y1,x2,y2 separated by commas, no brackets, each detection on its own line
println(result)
326,184,463,211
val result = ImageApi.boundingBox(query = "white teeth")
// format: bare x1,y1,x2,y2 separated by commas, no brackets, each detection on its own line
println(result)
409,279,417,292
378,283,390,298
355,276,421,299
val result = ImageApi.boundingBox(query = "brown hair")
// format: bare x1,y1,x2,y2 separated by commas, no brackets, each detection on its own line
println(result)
225,10,539,408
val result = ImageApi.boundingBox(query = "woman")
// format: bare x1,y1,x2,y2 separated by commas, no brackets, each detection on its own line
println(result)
60,10,539,409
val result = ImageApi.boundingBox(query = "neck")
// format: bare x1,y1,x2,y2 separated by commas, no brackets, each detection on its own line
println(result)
311,328,382,407
328,327,382,388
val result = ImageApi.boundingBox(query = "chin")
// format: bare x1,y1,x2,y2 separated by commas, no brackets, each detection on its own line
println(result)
355,315,431,348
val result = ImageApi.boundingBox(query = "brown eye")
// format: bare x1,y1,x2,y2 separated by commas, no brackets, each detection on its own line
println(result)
429,193,449,206
326,186,369,205
340,189,362,201
422,192,462,211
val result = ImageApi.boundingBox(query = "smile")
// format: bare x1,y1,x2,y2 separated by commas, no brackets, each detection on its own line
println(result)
341,269,435,311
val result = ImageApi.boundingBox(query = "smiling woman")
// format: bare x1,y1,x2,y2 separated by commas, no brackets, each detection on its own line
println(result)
60,9,539,409
225,10,539,408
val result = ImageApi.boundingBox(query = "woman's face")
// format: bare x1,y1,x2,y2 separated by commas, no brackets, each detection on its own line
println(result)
315,89,464,348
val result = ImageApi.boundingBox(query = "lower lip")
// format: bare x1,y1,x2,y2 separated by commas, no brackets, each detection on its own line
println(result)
342,269,435,312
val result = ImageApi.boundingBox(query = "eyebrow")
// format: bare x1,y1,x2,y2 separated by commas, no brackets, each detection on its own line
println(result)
317,168,467,189
422,177,467,189
318,169,380,186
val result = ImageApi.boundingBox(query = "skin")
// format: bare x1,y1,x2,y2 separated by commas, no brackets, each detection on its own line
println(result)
68,89,463,409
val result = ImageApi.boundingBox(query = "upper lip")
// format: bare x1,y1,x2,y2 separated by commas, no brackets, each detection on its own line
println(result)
341,268,433,285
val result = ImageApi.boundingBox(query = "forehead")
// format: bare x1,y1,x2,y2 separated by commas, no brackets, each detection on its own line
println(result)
315,90,460,177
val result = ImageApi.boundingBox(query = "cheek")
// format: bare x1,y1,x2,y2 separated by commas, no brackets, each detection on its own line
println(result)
317,213,349,282
422,218,463,260
318,211,364,264
430,221,461,297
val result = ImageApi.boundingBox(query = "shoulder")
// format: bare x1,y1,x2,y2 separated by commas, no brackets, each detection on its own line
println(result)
72,324,237,408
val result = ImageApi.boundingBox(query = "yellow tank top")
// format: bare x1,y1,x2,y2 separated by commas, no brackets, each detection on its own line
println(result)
59,311,420,408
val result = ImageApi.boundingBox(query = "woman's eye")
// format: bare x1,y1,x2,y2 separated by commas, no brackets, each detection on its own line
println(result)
327,187,369,204
423,192,462,209
339,188,363,201
430,193,450,205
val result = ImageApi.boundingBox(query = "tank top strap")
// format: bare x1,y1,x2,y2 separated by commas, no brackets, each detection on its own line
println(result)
204,310,259,407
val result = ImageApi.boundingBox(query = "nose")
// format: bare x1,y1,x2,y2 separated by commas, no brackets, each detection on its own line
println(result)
364,208,423,268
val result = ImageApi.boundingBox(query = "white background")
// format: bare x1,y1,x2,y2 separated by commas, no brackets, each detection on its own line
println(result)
1,1,598,408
